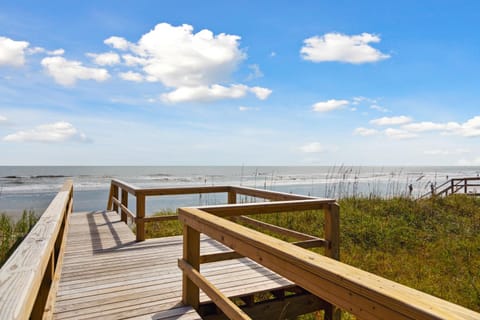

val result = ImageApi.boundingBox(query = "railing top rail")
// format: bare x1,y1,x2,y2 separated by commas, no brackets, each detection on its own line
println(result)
110,179,323,200
191,198,336,217
111,179,138,195
0,180,73,319
451,176,480,181
178,207,480,320
138,185,231,196
229,185,316,200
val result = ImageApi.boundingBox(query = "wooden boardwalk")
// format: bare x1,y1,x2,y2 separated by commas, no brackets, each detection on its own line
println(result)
53,211,292,320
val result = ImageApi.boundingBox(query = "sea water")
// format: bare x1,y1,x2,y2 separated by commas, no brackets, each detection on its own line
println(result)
1,166,479,217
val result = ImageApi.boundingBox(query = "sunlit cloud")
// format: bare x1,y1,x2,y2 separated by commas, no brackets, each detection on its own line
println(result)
3,121,90,143
301,32,390,64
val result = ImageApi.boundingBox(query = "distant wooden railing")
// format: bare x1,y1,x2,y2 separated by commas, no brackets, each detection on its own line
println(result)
0,180,73,319
420,177,480,199
178,205,480,320
107,179,333,243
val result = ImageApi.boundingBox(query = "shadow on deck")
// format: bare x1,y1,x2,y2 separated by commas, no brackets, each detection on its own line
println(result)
53,211,295,320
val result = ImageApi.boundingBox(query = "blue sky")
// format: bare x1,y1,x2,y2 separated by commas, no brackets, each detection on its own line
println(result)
1,1,480,165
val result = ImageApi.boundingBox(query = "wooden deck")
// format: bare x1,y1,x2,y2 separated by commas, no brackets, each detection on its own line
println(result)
53,211,292,320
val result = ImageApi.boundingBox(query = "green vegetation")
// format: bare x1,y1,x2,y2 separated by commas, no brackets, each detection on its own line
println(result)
145,195,480,314
0,210,38,267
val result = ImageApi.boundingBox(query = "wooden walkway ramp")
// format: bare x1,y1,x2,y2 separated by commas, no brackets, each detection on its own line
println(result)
53,211,292,320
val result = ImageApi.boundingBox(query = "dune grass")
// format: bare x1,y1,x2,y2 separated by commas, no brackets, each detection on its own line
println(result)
145,194,480,315
0,210,38,267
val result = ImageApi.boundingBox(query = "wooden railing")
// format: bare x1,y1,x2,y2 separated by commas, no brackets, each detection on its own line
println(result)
107,180,340,318
106,179,335,244
178,205,480,320
0,180,73,319
420,177,480,199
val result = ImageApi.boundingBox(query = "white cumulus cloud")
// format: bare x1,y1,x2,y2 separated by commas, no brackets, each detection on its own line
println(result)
456,116,480,137
401,116,480,137
0,36,30,67
301,32,390,64
384,128,417,140
104,36,131,50
122,23,246,87
402,121,448,132
3,121,89,143
102,23,271,103
249,86,272,100
87,52,120,66
370,115,412,126
119,71,144,82
313,99,349,112
353,127,379,136
41,56,110,86
300,142,324,153
162,84,249,103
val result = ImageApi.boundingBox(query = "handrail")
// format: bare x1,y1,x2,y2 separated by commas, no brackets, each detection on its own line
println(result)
0,180,73,319
107,179,337,242
419,177,480,199
178,206,480,320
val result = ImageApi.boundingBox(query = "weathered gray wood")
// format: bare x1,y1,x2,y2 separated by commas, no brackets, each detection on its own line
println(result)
0,181,73,320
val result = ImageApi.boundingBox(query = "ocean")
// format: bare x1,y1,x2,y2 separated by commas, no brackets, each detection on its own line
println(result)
1,166,479,218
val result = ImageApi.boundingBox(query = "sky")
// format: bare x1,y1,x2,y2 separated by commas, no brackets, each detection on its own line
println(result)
1,1,480,166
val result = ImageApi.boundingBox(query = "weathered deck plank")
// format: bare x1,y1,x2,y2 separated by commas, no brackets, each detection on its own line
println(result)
53,211,292,319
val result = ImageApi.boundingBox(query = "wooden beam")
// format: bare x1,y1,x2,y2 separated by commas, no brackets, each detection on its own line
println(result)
199,238,326,264
195,199,335,218
138,185,230,196
112,185,119,212
324,203,340,260
228,191,237,204
200,251,244,264
178,259,251,320
136,193,146,242
292,239,327,249
182,225,200,310
229,185,316,201
233,215,319,241
121,189,128,223
111,179,137,196
200,292,328,320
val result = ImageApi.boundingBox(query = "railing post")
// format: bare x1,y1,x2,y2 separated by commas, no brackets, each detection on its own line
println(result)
228,190,237,204
324,202,340,320
121,189,128,223
324,202,340,260
112,185,119,212
136,193,145,241
31,252,54,318
107,183,114,210
465,179,468,194
182,224,200,310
